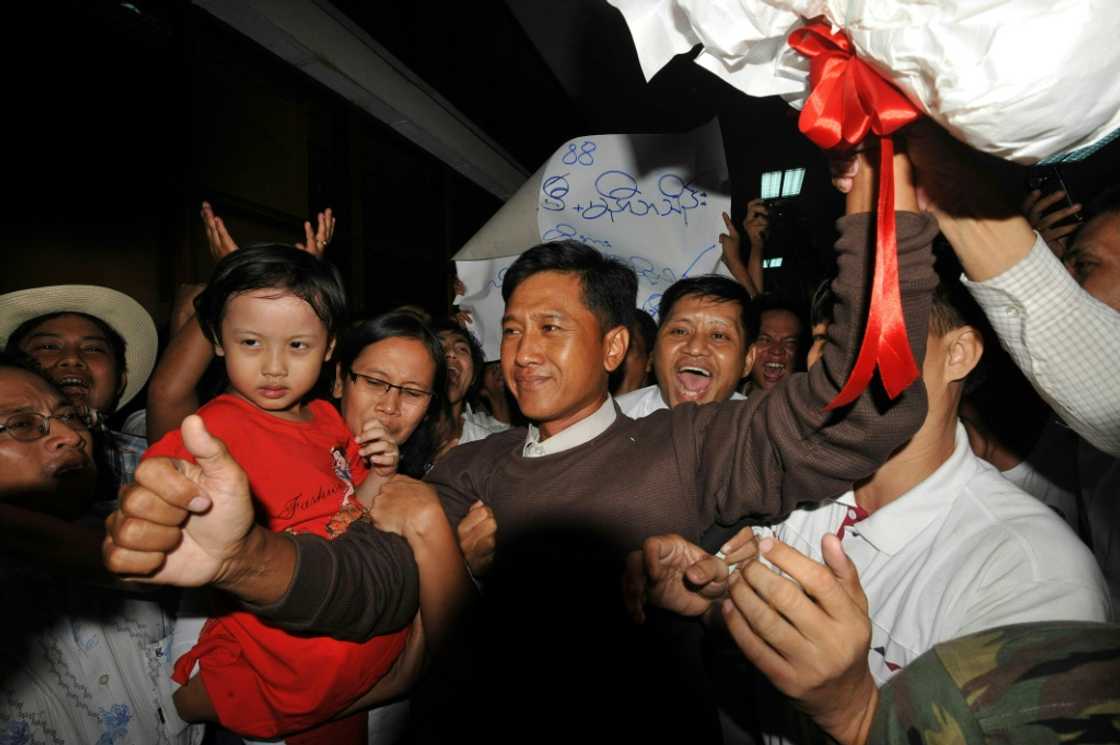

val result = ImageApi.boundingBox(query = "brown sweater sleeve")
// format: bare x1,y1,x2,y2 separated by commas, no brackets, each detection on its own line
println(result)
243,523,420,641
683,212,939,526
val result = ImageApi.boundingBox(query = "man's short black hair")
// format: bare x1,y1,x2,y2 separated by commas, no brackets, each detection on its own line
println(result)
194,244,348,346
810,278,837,328
1082,183,1120,223
431,319,486,400
632,309,658,355
752,293,807,341
502,240,637,334
6,311,128,379
657,275,755,342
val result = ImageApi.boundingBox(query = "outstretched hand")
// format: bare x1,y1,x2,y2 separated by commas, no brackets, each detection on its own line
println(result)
102,415,255,587
723,535,878,745
623,533,734,624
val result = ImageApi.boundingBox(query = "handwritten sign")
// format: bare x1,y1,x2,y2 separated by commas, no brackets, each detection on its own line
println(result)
455,121,732,360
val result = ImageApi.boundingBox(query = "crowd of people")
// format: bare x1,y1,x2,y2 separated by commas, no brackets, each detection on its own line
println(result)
3,122,1119,745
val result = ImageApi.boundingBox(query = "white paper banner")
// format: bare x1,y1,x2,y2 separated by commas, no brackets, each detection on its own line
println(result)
455,121,732,360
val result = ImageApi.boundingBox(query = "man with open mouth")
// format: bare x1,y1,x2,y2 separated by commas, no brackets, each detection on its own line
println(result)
746,294,807,394
617,275,755,418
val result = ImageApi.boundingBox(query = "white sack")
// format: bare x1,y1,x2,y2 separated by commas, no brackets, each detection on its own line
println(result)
609,0,1120,164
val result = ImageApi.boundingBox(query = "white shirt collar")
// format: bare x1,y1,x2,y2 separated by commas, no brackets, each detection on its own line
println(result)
523,396,617,458
841,421,978,555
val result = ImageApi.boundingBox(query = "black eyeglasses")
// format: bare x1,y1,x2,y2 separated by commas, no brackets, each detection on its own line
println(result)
347,370,433,404
0,406,92,442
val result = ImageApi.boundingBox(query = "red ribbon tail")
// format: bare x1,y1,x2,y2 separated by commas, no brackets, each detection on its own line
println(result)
872,138,919,399
825,138,918,410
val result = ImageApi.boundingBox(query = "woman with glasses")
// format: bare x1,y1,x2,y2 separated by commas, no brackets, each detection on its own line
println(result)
333,311,449,478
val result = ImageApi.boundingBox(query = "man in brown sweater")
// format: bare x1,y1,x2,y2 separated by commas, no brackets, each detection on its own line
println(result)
103,149,935,739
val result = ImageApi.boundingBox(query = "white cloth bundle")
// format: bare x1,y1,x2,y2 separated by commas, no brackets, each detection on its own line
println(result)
609,0,1120,163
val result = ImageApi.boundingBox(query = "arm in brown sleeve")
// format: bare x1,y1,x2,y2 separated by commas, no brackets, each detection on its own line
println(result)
243,522,420,641
684,211,939,525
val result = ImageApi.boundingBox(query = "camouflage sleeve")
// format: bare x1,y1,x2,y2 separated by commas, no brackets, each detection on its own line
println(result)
870,621,1120,745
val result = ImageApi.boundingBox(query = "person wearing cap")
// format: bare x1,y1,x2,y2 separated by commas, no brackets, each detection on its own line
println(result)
1,284,158,500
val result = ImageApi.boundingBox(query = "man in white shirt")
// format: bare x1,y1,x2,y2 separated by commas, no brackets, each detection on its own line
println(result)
897,128,1120,609
617,275,754,419
635,256,1109,741
774,260,1108,660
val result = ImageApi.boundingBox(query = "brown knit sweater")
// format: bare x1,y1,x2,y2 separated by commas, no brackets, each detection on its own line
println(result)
430,212,938,551
255,212,939,639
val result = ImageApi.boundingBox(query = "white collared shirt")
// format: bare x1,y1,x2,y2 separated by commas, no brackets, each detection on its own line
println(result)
756,422,1109,686
522,396,617,457
459,403,511,446
615,383,746,419
1,567,203,745
963,233,1120,458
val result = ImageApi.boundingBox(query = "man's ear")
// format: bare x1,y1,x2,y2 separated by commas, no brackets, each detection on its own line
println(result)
603,325,630,374
945,326,983,383
116,370,128,398
742,344,758,379
332,362,344,399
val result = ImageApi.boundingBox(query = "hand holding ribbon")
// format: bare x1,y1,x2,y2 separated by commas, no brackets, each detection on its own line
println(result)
788,20,923,407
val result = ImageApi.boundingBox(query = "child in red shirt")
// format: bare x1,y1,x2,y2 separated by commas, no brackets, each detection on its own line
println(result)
147,245,408,742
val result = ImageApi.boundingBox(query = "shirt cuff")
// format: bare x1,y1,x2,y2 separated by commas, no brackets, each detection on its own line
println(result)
962,232,1083,316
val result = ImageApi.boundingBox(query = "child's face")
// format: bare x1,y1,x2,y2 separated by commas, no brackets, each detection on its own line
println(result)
216,289,333,421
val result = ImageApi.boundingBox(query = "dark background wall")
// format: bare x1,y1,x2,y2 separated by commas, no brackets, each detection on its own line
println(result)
3,0,503,326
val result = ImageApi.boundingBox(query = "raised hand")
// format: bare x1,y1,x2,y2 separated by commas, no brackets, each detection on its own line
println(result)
723,535,878,745
102,415,255,587
200,201,239,261
457,499,497,576
1022,189,1082,255
718,210,745,270
296,207,335,257
743,198,770,248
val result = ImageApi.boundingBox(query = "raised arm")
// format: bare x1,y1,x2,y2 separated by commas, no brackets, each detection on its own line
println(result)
718,199,767,298
146,284,212,442
904,123,1120,457
690,148,936,523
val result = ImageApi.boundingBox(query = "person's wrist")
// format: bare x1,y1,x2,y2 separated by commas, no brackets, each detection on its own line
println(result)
819,675,879,745
212,524,264,594
400,497,446,543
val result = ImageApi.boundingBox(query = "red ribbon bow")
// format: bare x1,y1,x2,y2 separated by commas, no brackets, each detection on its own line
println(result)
788,20,922,409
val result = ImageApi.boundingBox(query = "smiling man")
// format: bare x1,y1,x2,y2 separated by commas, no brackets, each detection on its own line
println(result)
747,294,806,393
618,276,755,418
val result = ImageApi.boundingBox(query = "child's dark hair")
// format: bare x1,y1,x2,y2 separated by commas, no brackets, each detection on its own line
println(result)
335,311,449,477
194,244,348,345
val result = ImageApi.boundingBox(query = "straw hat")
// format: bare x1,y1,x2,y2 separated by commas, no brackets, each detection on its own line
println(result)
0,285,158,410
